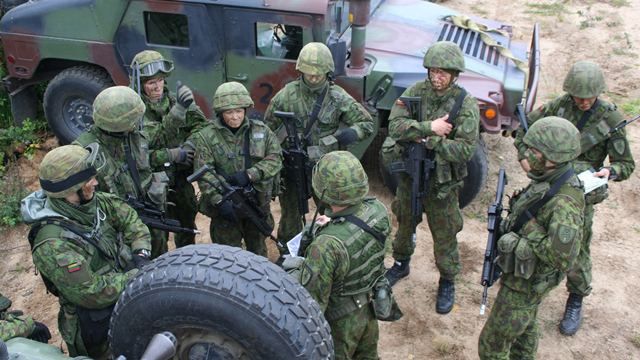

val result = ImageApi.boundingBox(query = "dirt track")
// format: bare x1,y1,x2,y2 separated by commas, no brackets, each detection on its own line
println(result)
2,0,640,359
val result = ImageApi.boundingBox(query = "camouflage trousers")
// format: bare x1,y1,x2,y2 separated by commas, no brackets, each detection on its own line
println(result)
276,178,310,249
391,175,463,279
150,228,169,259
330,304,379,360
167,179,198,248
0,312,34,341
58,306,108,360
208,211,273,257
478,285,545,360
565,203,594,296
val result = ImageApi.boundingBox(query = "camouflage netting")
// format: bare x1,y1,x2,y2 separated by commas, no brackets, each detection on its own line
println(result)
423,41,465,72
523,116,581,163
562,60,606,98
93,86,146,133
312,150,369,206
39,145,92,198
212,81,254,112
296,42,335,75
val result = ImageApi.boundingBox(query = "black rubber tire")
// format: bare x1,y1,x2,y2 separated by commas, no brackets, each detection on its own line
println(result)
43,65,113,144
109,244,333,360
379,137,488,209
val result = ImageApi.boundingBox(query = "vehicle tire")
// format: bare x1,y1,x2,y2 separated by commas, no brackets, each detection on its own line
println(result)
379,137,488,209
43,65,113,143
109,244,334,360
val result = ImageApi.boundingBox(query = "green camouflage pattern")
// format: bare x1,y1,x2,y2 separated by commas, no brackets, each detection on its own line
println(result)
562,61,606,98
131,50,172,76
212,81,254,113
189,115,282,256
38,145,92,198
0,292,35,342
300,198,390,360
522,116,581,164
422,40,465,72
296,42,335,75
514,94,635,298
312,151,368,206
264,79,374,242
387,79,478,273
25,191,150,357
92,86,146,133
479,163,584,359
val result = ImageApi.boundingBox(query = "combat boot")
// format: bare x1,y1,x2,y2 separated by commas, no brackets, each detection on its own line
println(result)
385,259,410,287
559,293,583,336
436,278,455,314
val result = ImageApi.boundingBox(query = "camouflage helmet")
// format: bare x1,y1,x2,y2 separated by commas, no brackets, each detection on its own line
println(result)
39,145,99,198
562,60,606,98
296,42,335,76
212,81,254,112
312,151,368,206
523,116,580,163
130,50,174,79
423,41,465,72
93,86,146,133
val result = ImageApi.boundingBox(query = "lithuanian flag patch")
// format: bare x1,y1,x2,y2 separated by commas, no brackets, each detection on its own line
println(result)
67,262,81,273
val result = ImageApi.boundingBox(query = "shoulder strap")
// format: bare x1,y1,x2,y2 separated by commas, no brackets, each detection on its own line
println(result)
243,122,252,169
576,100,601,130
511,168,574,233
447,88,468,125
342,214,386,245
303,84,330,142
123,135,144,197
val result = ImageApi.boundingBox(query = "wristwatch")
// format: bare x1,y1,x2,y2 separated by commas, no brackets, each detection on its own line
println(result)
135,249,151,258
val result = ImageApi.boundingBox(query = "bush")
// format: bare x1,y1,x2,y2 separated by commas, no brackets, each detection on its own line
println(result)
0,164,27,228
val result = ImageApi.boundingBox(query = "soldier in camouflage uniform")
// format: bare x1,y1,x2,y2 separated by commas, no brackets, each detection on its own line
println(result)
299,151,390,360
384,41,479,314
478,117,585,359
74,86,179,259
513,61,635,335
264,42,374,245
190,82,282,257
0,292,51,343
130,50,207,249
20,145,152,359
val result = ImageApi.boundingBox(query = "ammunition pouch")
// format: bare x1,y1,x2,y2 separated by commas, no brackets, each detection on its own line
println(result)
324,292,371,322
372,276,403,322
76,303,115,350
497,231,519,274
318,134,339,155
146,171,169,212
514,237,536,280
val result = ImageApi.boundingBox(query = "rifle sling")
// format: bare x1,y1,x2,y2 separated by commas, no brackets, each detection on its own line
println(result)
123,136,144,198
303,84,329,141
511,168,574,233
342,214,386,246
576,99,600,131
447,88,468,126
243,124,252,169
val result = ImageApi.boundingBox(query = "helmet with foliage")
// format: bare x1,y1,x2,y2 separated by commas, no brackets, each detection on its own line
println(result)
523,116,580,163
296,42,335,76
423,41,465,72
93,86,146,133
130,50,174,79
562,60,606,98
312,151,368,206
212,81,254,112
39,144,100,198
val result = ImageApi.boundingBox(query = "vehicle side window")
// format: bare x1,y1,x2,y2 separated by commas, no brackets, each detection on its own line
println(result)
144,12,190,47
256,23,303,60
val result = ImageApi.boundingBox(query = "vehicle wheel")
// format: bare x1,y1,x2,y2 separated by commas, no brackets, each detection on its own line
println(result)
379,137,488,209
43,65,113,143
109,244,333,360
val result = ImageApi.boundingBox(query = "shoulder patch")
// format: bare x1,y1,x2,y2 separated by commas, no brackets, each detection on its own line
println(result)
612,138,627,155
556,224,577,245
300,263,313,286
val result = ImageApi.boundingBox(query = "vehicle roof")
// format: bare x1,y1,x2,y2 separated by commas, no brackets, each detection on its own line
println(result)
180,0,329,15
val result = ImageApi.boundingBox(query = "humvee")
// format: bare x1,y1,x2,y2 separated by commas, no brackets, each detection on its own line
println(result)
0,0,540,206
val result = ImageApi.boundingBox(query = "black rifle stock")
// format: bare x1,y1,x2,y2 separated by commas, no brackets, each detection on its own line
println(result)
125,195,199,235
480,168,507,315
188,165,279,244
274,111,311,222
389,96,434,247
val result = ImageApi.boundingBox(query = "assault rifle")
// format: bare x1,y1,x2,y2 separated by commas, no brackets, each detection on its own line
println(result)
188,164,279,244
480,168,507,315
125,195,200,235
389,96,434,248
274,111,312,222
611,114,639,133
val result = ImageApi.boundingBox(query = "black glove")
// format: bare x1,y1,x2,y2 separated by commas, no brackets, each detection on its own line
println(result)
228,171,250,187
132,249,152,270
217,200,236,222
176,81,194,109
168,147,195,166
334,128,358,146
28,321,52,343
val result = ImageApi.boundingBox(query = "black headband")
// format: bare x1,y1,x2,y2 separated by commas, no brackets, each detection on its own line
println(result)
40,167,97,193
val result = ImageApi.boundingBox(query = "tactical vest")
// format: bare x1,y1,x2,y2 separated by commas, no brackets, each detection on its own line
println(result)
320,198,389,321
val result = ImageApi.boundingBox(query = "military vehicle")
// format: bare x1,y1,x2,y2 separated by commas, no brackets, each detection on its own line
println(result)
0,0,540,206
1,244,333,359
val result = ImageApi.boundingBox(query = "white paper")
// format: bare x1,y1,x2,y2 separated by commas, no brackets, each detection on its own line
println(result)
577,169,608,194
287,231,304,257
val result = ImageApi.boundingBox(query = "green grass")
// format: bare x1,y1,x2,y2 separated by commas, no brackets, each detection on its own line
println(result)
0,166,27,228
525,1,568,17
620,99,640,117
609,0,631,7
631,333,640,348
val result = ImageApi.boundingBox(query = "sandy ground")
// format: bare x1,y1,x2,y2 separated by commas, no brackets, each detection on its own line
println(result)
2,0,640,358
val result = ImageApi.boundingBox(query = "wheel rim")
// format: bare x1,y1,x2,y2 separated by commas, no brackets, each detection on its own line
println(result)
63,97,94,138
172,326,254,360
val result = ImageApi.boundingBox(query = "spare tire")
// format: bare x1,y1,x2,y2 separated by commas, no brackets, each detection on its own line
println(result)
109,244,333,360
